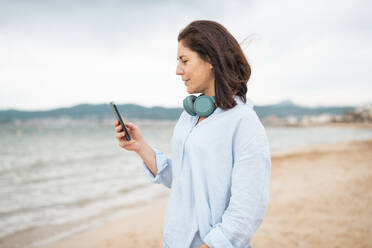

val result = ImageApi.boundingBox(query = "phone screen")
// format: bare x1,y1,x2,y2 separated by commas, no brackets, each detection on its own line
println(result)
110,102,132,141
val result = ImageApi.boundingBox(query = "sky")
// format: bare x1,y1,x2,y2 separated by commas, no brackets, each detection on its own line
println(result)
0,0,371,110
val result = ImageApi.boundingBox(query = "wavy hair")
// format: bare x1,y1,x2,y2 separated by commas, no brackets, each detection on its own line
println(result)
178,20,251,110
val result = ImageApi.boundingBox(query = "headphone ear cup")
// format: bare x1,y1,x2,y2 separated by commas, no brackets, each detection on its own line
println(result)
183,95,197,116
194,95,216,117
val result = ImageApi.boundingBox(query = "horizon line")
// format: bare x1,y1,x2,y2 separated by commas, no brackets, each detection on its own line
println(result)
0,100,366,112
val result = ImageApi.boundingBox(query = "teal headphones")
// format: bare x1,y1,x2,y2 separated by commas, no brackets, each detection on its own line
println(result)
183,94,216,117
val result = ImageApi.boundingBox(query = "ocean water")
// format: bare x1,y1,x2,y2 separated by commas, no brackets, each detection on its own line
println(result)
0,118,371,246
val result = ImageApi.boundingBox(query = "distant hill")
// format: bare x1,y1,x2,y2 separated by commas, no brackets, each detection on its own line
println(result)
0,101,355,123
0,104,183,123
254,104,354,119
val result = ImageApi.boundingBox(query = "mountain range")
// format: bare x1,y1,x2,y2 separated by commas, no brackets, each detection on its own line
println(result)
0,100,355,123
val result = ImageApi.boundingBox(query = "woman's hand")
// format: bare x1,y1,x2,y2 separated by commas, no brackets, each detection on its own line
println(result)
114,120,144,153
200,244,209,248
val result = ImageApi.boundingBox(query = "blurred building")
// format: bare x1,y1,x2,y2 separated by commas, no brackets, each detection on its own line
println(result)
344,106,372,122
301,114,334,125
262,115,287,126
260,105,372,126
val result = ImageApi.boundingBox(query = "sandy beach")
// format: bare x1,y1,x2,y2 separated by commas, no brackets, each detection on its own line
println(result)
30,139,372,247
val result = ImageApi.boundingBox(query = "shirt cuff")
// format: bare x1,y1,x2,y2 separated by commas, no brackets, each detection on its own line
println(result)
142,148,169,184
203,223,234,248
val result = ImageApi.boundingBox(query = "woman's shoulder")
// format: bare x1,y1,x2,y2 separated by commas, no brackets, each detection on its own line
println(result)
226,97,267,136
230,97,270,151
227,96,259,120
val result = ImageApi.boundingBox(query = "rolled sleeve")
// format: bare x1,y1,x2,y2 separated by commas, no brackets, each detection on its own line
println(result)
142,148,173,188
203,223,234,248
203,117,271,248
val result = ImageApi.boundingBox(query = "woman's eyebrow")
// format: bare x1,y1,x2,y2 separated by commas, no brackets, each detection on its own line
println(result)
177,55,186,60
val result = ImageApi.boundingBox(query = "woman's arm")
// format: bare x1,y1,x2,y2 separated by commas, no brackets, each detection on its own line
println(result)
115,120,173,188
136,141,157,176
140,146,173,188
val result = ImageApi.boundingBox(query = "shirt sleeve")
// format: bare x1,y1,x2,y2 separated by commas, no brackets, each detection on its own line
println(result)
142,148,173,189
203,116,271,248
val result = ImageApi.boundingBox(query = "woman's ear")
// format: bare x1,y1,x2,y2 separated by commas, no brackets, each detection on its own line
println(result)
206,56,213,70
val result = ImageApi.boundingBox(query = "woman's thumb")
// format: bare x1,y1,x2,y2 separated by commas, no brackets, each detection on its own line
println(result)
126,122,135,129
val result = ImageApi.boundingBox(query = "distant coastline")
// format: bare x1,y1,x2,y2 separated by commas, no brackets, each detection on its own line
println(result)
0,101,358,124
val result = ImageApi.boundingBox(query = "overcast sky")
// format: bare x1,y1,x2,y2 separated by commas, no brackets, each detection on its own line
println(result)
0,0,371,110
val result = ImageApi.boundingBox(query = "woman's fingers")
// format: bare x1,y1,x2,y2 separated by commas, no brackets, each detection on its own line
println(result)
116,132,126,140
114,121,139,152
116,132,134,142
115,125,123,132
115,122,134,132
117,135,129,146
125,122,135,129
118,139,135,148
118,141,128,148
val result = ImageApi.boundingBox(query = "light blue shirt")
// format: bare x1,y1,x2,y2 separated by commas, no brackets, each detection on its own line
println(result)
142,95,271,248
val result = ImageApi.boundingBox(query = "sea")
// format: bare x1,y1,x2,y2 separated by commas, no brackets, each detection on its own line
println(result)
0,117,372,247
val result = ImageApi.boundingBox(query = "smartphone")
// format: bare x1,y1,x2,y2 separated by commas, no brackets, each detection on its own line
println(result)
110,102,132,141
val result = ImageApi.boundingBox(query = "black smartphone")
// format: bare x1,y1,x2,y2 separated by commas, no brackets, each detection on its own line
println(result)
110,102,132,141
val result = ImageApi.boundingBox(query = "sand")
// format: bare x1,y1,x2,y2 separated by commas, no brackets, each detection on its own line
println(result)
37,140,372,247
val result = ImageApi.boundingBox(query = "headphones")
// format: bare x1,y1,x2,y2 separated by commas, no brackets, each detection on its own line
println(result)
183,94,216,117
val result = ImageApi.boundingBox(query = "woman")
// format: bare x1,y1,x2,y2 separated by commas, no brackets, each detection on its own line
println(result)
114,20,271,248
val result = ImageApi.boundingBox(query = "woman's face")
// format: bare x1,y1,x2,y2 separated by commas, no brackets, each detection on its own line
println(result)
176,41,215,96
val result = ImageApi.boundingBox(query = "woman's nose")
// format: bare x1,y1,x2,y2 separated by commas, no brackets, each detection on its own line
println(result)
176,64,183,75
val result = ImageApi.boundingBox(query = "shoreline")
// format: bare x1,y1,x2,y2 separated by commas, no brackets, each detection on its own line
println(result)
1,139,371,248
282,122,372,129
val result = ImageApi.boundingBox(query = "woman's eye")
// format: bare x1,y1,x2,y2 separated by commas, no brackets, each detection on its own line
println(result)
182,60,188,64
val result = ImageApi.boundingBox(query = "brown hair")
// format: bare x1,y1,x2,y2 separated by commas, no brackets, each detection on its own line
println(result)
178,20,251,110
